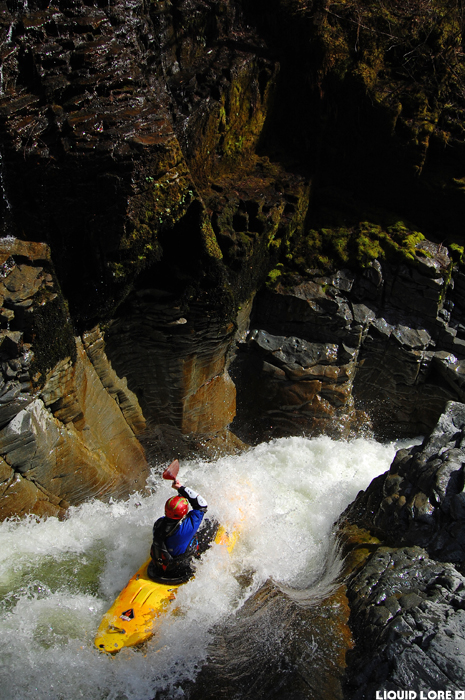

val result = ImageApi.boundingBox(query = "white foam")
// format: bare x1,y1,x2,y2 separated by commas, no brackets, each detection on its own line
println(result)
0,434,408,700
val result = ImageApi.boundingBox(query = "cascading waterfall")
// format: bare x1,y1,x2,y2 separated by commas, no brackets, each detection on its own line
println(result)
0,434,419,700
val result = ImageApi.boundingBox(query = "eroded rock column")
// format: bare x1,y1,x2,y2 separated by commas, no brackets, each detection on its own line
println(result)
0,239,148,519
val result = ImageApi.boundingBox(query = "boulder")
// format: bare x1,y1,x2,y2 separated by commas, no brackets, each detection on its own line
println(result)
344,546,465,698
240,325,358,438
343,401,465,565
339,402,465,696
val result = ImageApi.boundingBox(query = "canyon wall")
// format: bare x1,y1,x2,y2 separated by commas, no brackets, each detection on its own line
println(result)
2,2,465,696
340,402,465,696
1,0,465,519
0,238,148,518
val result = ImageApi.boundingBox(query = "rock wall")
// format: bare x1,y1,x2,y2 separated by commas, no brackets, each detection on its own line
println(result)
344,545,465,698
2,2,465,696
344,401,465,567
233,238,465,441
0,238,148,519
0,0,309,466
2,0,465,517
340,402,465,696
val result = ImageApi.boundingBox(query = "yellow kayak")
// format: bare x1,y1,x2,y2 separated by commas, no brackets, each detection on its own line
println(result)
94,523,239,653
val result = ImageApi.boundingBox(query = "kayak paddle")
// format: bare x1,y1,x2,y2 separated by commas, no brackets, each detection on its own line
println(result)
162,459,179,481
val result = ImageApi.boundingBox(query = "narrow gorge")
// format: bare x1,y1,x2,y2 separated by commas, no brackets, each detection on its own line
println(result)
2,0,465,698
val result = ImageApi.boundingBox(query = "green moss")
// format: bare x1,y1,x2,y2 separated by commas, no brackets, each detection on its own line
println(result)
267,263,284,286
201,218,223,260
323,227,351,264
416,248,433,258
449,242,464,263
356,234,384,263
386,223,425,257
108,169,196,283
287,218,426,273
289,0,465,184
189,60,277,184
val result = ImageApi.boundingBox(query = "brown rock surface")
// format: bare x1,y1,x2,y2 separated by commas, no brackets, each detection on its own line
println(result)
105,296,239,450
82,326,146,436
182,371,236,435
0,454,63,519
0,0,310,465
0,336,149,518
0,338,149,519
231,236,465,441
0,240,149,519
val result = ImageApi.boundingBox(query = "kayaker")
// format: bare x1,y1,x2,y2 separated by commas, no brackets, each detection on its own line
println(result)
147,478,217,582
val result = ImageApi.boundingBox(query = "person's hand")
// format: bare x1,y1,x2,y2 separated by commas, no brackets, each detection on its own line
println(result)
172,479,182,490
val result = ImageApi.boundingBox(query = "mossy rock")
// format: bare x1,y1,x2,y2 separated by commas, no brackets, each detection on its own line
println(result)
449,242,465,263
266,263,284,286
280,218,426,276
201,218,223,260
107,168,196,285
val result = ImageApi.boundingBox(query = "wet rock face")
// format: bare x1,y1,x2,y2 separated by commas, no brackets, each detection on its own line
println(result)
104,290,238,448
237,326,356,439
0,239,148,519
0,0,293,325
2,0,465,457
344,546,465,698
339,402,465,696
344,401,465,567
0,329,149,519
232,238,465,440
234,271,362,439
2,0,465,516
0,238,75,423
0,0,194,322
0,0,311,459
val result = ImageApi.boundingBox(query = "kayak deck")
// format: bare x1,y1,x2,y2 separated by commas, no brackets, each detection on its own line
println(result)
94,523,237,653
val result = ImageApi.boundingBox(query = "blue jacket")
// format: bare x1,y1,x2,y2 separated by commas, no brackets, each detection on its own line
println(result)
155,485,207,558
165,509,205,556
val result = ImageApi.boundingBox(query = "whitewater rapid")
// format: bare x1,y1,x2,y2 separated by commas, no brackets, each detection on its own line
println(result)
0,435,416,700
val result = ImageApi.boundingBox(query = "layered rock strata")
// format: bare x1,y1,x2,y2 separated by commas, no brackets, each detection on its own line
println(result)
233,238,465,440
0,239,148,519
0,0,310,464
104,292,238,452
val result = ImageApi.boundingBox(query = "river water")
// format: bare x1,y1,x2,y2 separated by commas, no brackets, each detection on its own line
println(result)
0,435,416,700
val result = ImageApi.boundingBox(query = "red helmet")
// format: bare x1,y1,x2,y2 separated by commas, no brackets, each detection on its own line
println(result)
165,495,189,520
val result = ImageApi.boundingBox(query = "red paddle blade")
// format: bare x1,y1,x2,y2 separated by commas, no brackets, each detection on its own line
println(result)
162,459,179,481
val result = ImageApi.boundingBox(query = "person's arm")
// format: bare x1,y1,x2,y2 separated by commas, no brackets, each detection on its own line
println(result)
172,479,207,512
